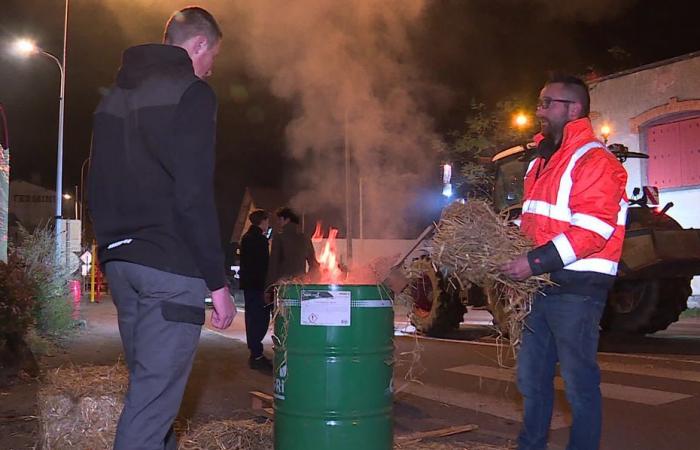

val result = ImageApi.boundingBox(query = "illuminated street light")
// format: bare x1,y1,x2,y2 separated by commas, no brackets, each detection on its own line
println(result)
13,38,38,56
513,112,530,130
63,193,72,200
601,124,611,144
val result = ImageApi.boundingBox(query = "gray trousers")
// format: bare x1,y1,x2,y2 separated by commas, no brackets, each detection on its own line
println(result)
105,261,207,450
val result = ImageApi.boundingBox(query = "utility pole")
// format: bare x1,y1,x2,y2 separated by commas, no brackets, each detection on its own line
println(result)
344,108,353,267
0,104,10,262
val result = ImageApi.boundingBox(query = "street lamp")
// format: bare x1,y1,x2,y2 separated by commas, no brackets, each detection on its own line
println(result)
601,124,612,145
512,112,530,130
12,0,70,260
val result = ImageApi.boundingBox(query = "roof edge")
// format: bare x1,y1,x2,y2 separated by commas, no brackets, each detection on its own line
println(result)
590,50,700,85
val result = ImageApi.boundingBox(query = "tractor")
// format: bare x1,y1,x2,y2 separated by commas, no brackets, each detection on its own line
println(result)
404,143,700,336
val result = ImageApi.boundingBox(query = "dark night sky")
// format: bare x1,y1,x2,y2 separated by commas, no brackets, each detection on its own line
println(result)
1,0,699,240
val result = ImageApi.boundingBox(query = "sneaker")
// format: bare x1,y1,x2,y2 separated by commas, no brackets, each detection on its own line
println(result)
249,355,273,373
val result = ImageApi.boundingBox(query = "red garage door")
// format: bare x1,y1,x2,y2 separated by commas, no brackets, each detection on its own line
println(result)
647,116,700,189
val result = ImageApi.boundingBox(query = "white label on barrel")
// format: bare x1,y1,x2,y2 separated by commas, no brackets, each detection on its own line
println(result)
300,289,351,326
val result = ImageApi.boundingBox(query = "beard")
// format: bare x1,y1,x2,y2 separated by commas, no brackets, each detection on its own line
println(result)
538,119,565,160
538,117,566,160
539,117,564,139
537,136,559,161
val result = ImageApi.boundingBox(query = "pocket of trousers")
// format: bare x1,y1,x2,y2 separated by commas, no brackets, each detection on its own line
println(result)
161,301,205,325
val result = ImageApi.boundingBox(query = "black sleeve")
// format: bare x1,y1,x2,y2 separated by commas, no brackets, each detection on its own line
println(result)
241,233,268,288
527,241,565,276
172,81,225,291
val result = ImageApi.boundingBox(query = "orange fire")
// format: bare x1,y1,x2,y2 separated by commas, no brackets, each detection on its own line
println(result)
311,221,323,242
316,227,342,283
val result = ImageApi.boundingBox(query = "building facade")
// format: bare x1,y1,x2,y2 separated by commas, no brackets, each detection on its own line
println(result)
589,51,700,300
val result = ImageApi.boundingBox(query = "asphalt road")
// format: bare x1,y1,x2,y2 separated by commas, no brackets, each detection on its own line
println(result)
43,297,700,449
391,310,700,450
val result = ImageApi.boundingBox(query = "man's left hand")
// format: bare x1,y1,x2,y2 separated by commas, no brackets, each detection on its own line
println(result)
500,255,533,281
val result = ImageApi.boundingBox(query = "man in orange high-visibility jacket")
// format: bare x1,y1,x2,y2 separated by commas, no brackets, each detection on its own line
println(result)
501,75,627,450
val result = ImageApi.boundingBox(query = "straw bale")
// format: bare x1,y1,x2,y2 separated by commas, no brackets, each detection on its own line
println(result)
38,364,127,449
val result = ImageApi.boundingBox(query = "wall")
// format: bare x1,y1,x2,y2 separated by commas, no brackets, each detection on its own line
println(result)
589,54,700,299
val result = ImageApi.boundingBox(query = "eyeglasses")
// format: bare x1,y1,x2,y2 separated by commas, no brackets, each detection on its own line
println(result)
537,97,577,109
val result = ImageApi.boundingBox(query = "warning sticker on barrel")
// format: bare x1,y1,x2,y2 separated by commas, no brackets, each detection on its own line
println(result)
300,290,351,326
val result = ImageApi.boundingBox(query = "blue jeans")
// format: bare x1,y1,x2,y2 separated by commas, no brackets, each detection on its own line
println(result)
516,292,606,450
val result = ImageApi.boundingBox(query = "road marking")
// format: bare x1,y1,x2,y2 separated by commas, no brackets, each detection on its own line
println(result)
599,352,700,366
598,361,700,383
395,332,502,347
397,381,569,430
395,334,700,366
445,364,692,406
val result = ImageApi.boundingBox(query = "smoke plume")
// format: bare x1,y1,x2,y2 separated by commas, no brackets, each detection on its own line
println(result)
229,0,437,238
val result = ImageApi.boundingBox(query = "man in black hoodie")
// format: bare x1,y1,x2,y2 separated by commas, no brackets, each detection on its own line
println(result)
88,7,235,450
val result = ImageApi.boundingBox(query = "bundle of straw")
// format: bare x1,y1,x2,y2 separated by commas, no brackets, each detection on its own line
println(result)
38,363,128,449
428,200,549,349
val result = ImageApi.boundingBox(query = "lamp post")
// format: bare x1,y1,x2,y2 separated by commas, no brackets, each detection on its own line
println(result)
79,157,90,221
13,0,70,260
0,103,10,262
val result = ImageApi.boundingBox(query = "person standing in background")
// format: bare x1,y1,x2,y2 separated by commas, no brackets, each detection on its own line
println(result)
266,206,318,288
239,209,272,372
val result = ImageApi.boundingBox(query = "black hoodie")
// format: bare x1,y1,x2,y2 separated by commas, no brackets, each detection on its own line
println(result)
88,44,226,291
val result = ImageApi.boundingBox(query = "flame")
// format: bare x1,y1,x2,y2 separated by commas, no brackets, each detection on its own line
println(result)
317,227,342,283
311,220,323,242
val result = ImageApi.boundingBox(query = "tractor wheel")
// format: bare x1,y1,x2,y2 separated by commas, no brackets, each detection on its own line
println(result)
601,278,691,334
408,259,465,337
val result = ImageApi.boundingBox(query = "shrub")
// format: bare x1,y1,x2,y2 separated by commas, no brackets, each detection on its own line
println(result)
0,252,38,376
14,223,76,338
0,254,36,339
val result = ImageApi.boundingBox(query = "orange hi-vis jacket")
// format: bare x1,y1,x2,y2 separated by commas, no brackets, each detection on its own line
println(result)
522,118,628,296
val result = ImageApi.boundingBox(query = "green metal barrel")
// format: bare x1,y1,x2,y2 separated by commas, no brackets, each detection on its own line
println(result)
273,284,394,450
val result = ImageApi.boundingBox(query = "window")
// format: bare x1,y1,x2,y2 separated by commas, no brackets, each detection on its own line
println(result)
646,116,700,189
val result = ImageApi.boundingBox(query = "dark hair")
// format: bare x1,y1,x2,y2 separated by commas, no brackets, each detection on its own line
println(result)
248,209,269,227
546,74,590,117
276,206,300,224
163,7,222,47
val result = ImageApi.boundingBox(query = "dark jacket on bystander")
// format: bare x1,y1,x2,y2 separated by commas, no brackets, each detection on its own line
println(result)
239,225,269,290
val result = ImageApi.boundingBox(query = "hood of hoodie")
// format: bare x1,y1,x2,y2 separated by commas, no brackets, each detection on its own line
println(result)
116,44,195,89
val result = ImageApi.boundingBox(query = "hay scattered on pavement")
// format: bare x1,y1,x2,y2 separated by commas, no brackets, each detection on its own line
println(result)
178,419,273,450
178,418,512,450
399,443,514,450
38,363,127,449
428,200,550,351
404,442,515,450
